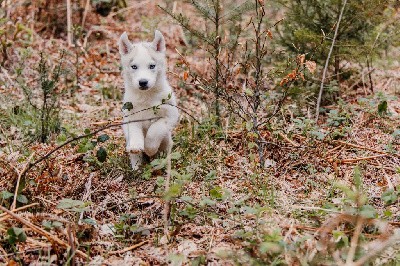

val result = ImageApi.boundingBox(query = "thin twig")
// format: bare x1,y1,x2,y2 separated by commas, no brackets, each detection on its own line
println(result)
315,0,348,121
122,102,199,123
0,203,39,222
333,250,345,266
163,142,173,237
349,68,375,90
333,140,388,155
340,154,387,164
11,152,35,211
353,234,400,266
66,0,73,46
108,0,150,17
293,205,342,214
0,245,8,263
81,0,90,29
20,117,161,179
106,195,162,210
0,205,89,259
108,240,148,254
345,216,364,265
278,132,300,147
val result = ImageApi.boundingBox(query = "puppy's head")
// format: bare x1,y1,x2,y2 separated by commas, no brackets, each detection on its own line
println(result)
119,30,166,91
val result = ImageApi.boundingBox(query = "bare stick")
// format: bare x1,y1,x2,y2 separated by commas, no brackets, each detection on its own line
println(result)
315,0,348,121
108,0,150,17
81,0,91,29
367,58,374,92
349,68,375,90
108,240,148,254
278,132,300,147
11,153,35,211
353,234,400,266
0,203,39,221
0,245,8,262
346,216,364,264
334,140,388,155
341,154,387,163
66,224,76,266
0,205,89,259
66,0,73,46
333,250,345,266
163,142,173,237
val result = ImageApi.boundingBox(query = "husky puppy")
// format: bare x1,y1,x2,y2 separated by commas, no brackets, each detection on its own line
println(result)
118,30,179,169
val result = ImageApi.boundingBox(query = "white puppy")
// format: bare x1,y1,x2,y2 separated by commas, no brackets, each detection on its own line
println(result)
118,30,179,169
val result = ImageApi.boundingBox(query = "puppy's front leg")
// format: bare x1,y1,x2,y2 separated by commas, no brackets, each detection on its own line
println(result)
125,124,144,154
144,119,170,157
124,123,144,169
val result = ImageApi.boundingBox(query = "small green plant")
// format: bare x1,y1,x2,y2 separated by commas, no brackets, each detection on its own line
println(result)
1,190,28,208
278,0,397,77
113,213,151,240
160,0,254,126
76,131,111,166
56,198,91,213
16,51,66,143
7,227,27,245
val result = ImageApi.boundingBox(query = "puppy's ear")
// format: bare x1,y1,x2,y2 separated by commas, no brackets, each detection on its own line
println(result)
152,30,166,53
119,32,133,55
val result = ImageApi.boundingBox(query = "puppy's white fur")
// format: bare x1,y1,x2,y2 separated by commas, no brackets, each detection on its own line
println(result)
119,30,179,169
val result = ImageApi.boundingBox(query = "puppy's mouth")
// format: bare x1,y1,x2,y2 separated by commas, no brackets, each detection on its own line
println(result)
139,86,149,90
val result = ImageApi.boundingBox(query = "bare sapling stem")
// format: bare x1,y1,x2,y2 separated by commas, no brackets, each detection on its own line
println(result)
315,0,347,121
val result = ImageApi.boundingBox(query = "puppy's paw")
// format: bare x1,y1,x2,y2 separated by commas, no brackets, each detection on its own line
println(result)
144,146,158,157
144,140,159,157
129,153,143,170
126,144,144,154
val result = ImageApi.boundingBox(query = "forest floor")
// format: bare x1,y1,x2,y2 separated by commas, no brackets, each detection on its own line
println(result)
0,1,400,265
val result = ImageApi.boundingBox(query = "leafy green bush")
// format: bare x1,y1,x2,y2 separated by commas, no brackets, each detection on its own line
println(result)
278,0,397,70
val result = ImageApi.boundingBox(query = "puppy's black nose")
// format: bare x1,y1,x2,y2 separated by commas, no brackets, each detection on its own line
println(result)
139,79,148,89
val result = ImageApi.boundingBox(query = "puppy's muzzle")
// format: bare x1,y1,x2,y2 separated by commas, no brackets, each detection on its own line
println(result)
139,79,149,90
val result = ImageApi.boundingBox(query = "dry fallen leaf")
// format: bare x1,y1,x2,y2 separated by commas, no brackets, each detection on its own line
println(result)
297,54,305,65
267,30,273,39
305,60,317,74
183,71,189,81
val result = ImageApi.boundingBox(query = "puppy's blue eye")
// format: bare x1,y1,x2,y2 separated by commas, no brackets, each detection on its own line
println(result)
149,64,156,69
131,65,137,70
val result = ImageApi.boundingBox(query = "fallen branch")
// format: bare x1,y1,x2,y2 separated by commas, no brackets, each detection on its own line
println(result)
0,205,89,259
0,245,8,263
278,132,300,147
108,240,148,254
346,216,364,265
334,140,388,155
0,203,39,222
349,68,375,90
106,195,162,210
340,154,387,164
11,153,35,211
